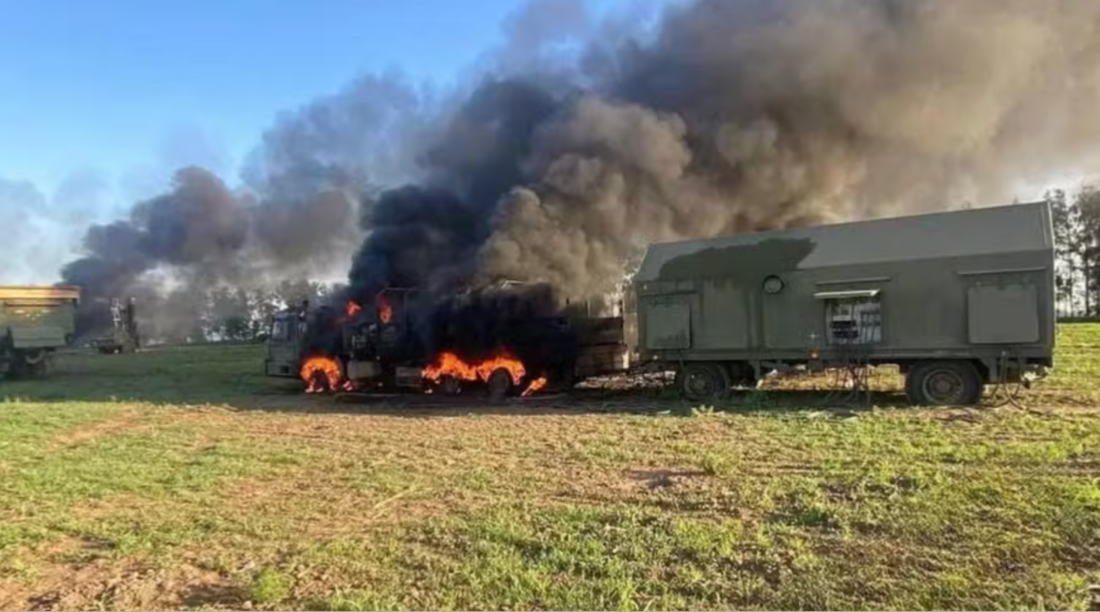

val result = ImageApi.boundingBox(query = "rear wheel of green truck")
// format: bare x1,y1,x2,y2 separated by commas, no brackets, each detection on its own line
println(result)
905,360,982,406
677,363,730,403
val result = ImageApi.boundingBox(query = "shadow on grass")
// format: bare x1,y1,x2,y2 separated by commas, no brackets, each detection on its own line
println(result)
179,583,250,609
0,344,912,418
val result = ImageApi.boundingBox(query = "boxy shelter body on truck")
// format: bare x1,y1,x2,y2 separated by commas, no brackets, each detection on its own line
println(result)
631,201,1055,405
0,284,81,379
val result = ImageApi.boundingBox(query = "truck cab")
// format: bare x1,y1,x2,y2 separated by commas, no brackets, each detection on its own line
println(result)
264,305,308,378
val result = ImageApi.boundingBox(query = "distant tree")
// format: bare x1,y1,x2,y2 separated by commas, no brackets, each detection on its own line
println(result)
222,315,251,341
1074,185,1100,317
207,286,255,341
274,279,326,310
1049,189,1080,316
186,322,208,344
1049,183,1100,318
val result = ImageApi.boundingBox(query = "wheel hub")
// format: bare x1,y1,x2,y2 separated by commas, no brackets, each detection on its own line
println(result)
686,372,713,396
925,370,963,402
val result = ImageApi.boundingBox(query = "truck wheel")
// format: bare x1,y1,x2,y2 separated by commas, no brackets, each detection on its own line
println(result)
487,368,513,403
677,363,730,403
439,374,462,396
905,361,982,406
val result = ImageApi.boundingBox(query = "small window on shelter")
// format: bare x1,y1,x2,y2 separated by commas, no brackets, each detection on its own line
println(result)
814,289,882,345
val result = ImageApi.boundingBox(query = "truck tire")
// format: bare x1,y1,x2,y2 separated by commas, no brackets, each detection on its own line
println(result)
677,362,730,403
439,374,462,396
905,360,982,406
487,368,513,404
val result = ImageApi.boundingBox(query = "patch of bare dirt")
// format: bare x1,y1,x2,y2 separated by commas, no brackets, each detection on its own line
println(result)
0,538,243,612
48,410,148,450
625,467,708,489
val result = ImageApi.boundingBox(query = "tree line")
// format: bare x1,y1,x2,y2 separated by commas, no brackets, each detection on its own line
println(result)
135,279,343,345
1048,183,1100,319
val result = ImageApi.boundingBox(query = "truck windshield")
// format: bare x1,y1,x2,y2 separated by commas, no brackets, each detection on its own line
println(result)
271,318,292,341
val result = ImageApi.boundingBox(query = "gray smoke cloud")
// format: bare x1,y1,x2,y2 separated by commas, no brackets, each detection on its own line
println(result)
0,174,112,285
1,179,59,284
58,69,445,337
60,166,362,336
344,0,1100,307
477,0,1100,299
57,0,1100,336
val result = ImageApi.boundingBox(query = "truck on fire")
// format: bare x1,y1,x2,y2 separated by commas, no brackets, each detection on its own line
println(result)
265,200,1055,406
0,284,81,379
264,285,630,400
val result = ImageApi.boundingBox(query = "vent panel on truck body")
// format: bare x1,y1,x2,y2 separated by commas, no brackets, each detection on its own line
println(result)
696,279,750,349
645,301,691,350
967,282,1040,344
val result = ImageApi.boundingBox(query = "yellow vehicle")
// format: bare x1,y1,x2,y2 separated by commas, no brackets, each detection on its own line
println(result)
0,285,81,379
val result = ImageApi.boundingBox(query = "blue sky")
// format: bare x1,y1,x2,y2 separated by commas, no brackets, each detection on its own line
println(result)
0,0,635,195
0,0,649,283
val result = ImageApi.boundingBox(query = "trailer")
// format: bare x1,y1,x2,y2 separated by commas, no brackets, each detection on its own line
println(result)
0,285,81,379
631,201,1056,405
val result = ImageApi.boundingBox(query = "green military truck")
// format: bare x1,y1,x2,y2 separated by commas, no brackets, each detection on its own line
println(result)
631,201,1056,406
0,285,81,379
264,301,311,378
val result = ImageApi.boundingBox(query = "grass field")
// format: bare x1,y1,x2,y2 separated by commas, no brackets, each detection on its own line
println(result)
1,326,1099,610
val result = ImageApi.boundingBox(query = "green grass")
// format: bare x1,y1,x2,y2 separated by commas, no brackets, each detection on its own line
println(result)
1,328,1099,609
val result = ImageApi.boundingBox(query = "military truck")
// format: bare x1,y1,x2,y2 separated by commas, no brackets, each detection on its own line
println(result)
264,300,311,379
632,201,1056,406
264,287,630,399
92,297,140,354
0,285,81,379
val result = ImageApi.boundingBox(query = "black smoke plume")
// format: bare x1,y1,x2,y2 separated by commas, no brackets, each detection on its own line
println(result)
346,77,561,300
343,0,1100,312
59,0,1100,348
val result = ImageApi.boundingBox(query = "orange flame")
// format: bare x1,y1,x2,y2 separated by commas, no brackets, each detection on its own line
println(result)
521,376,548,397
377,295,393,324
346,301,362,318
301,355,342,393
422,351,526,386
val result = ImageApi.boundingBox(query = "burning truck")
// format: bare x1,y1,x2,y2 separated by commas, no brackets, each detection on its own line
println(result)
265,200,1056,407
263,282,632,401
